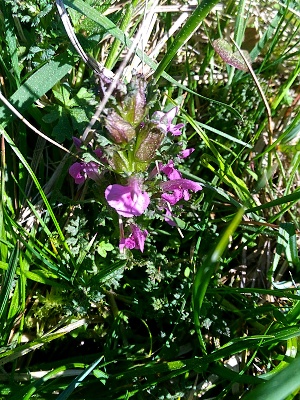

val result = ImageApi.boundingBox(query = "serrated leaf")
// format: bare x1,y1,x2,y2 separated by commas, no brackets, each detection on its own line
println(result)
97,241,114,258
42,108,60,123
52,110,73,142
52,84,72,106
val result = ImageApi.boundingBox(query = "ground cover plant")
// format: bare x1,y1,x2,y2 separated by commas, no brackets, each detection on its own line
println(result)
0,0,300,398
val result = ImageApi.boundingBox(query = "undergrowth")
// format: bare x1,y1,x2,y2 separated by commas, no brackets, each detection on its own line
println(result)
0,0,300,399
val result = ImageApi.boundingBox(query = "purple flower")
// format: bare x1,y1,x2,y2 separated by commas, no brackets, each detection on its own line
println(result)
94,148,104,159
72,136,82,149
160,160,182,180
69,143,104,184
179,148,195,158
72,137,104,160
119,224,148,252
105,177,150,217
163,207,177,226
160,178,202,205
152,106,184,136
148,160,181,180
69,161,100,184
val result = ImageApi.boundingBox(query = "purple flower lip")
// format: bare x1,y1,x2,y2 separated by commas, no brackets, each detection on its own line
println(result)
160,179,202,193
119,224,148,253
72,136,82,149
180,148,195,159
160,178,202,206
160,160,182,180
105,178,150,218
69,161,100,184
152,106,184,136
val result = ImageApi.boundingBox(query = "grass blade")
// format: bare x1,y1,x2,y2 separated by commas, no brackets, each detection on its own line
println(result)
153,0,220,81
56,356,105,400
0,243,19,326
193,207,244,352
242,355,300,400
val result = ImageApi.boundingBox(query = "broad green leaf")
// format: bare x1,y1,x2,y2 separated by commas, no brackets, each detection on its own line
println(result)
0,52,74,125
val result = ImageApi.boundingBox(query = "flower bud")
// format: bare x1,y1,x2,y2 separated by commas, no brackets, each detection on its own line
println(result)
117,73,147,126
105,109,136,144
134,124,165,162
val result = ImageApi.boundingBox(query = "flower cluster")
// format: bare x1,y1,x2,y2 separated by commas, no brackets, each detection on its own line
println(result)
69,74,202,252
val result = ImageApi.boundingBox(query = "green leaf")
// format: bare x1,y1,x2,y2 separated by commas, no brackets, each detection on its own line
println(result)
0,52,74,125
97,241,114,258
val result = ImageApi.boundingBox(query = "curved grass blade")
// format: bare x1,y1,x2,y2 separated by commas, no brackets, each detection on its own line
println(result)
56,356,106,400
0,259,70,288
245,190,300,213
183,112,254,206
15,363,84,400
0,243,19,324
196,120,252,148
193,207,244,352
242,355,300,400
0,319,87,367
0,126,74,265
104,0,139,70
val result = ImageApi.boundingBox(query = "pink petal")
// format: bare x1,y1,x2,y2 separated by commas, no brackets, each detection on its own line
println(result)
119,225,148,252
131,225,148,252
169,122,184,136
161,179,202,193
160,160,182,180
84,162,100,181
119,237,135,251
165,107,178,123
69,162,85,184
161,189,183,205
180,148,195,158
105,183,150,217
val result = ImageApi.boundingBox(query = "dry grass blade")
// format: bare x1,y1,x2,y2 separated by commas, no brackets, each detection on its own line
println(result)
55,0,114,79
0,91,77,157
